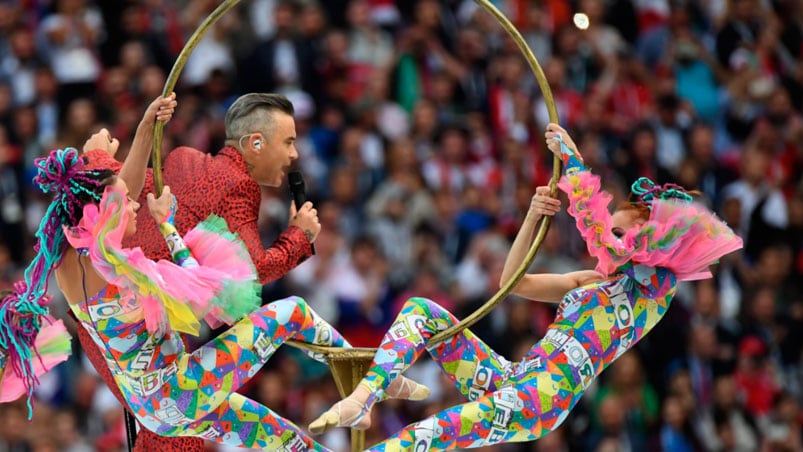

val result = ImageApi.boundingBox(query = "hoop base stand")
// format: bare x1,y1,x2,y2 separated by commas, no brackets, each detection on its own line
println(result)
288,342,377,451
329,351,375,451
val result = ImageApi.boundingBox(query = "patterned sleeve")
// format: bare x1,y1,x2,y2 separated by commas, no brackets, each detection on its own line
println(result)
222,180,313,284
558,169,632,277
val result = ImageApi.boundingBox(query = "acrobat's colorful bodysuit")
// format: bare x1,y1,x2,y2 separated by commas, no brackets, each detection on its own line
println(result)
365,265,673,450
360,139,741,450
65,187,343,451
71,290,337,450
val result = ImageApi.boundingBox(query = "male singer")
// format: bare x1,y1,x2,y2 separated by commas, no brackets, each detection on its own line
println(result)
82,93,319,451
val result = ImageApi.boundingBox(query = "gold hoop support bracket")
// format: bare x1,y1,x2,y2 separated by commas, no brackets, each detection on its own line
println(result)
428,0,561,346
285,342,377,450
152,0,242,196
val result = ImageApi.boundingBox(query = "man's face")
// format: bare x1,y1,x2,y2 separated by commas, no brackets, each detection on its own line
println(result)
252,112,298,187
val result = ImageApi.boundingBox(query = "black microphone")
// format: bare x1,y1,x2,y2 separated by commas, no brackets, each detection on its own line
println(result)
288,171,315,255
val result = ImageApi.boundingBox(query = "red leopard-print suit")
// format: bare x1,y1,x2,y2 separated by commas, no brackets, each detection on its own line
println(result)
80,146,312,451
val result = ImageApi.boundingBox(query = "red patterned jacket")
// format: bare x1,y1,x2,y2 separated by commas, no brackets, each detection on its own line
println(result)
85,145,313,281
78,145,312,451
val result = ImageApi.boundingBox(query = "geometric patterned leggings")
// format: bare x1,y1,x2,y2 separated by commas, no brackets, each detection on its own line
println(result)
361,298,583,451
122,297,346,451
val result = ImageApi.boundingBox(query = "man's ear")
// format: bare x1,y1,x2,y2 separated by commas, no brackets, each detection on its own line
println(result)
250,133,266,153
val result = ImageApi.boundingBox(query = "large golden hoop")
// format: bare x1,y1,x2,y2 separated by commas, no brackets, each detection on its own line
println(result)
152,0,241,195
428,0,559,345
152,0,559,449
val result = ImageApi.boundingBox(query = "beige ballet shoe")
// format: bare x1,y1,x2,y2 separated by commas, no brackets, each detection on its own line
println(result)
386,376,431,401
308,397,371,435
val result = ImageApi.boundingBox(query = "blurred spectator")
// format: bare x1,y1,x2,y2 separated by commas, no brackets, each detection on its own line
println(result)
534,56,584,131
37,0,104,111
553,23,601,94
715,0,764,71
346,0,395,71
593,352,660,450
615,122,674,186
761,391,803,452
698,374,760,452
243,0,317,96
660,394,698,452
662,3,726,126
328,234,391,346
734,336,781,421
691,279,741,364
52,409,94,452
32,67,60,148
722,141,788,261
685,121,737,207
0,125,25,265
0,25,41,107
587,392,644,452
650,93,691,174
422,124,470,193
391,265,455,314
672,322,720,411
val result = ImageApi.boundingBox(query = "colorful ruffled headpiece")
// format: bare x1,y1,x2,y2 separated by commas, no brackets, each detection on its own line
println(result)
630,177,694,209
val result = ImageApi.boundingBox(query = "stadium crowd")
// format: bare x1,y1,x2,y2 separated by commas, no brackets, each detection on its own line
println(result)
0,0,801,451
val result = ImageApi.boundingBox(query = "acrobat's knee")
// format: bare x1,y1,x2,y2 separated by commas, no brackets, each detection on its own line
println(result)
403,297,451,317
264,296,311,324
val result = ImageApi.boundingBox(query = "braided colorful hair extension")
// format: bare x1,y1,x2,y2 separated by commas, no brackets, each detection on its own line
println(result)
0,148,113,416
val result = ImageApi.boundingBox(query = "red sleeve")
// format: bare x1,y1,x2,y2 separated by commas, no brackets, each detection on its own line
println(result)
222,181,313,284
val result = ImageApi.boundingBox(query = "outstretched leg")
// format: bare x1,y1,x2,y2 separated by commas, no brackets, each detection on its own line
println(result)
170,392,332,451
145,297,347,426
74,318,206,452
309,297,512,433
365,297,512,401
366,354,580,451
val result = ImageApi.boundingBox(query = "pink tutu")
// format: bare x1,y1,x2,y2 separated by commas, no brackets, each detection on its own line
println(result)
64,187,260,336
559,170,743,281
1,317,71,403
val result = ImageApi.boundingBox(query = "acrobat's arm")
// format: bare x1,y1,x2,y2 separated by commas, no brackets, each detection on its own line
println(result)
120,94,177,200
65,186,207,335
545,124,631,273
513,270,605,302
147,186,199,269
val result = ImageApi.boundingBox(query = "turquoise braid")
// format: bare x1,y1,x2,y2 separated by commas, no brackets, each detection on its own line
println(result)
0,148,108,417
630,177,694,208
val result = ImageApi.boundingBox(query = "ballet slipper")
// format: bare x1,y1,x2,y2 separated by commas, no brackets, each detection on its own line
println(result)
385,376,430,401
309,395,371,435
